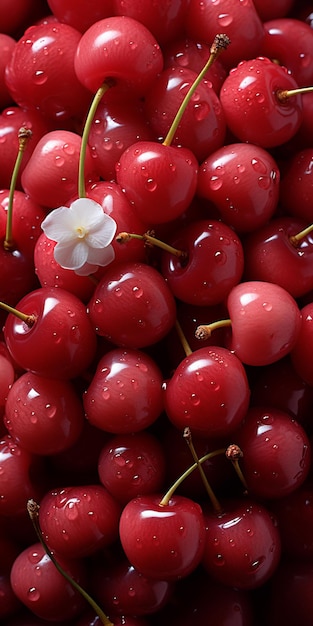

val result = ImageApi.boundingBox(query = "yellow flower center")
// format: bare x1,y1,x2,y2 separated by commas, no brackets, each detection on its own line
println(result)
76,226,87,239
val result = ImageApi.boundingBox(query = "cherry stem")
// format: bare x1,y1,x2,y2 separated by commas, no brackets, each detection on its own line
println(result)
184,427,223,513
0,301,36,326
225,444,248,491
276,85,313,102
159,447,226,507
78,80,112,199
162,33,230,147
4,127,32,251
27,500,114,626
289,223,313,246
116,230,187,258
195,318,232,340
175,319,193,356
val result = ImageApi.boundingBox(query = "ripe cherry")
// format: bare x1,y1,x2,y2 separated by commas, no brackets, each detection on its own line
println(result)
262,18,313,88
291,302,313,386
0,435,44,517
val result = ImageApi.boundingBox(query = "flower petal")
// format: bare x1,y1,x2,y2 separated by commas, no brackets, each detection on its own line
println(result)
75,262,99,276
86,215,117,248
41,207,75,243
70,197,105,230
87,244,115,267
54,240,89,269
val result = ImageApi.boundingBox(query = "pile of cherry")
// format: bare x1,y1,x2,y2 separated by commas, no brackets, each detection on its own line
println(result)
2,0,313,624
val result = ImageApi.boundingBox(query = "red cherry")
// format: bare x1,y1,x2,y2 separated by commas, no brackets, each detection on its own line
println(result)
267,560,313,626
119,494,206,580
236,406,311,500
164,346,250,439
226,280,302,366
202,498,281,589
88,261,176,349
112,0,188,46
0,189,46,257
5,22,91,122
197,142,280,233
115,140,198,225
39,484,121,558
74,16,163,95
220,57,303,148
261,18,313,87
253,0,294,21
291,302,313,386
46,0,114,33
0,0,39,36
0,34,16,110
4,371,84,455
270,479,313,561
4,287,97,380
0,435,44,517
160,218,244,306
280,148,313,222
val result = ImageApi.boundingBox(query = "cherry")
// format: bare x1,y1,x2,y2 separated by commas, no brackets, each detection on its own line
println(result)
0,0,39,36
236,406,311,500
219,57,303,148
280,148,313,222
119,493,206,580
4,371,84,455
10,542,86,621
267,560,313,626
197,142,280,233
0,352,15,411
202,498,281,589
0,189,46,258
21,129,98,209
186,0,265,70
261,18,313,87
88,261,176,349
38,485,121,559
223,280,302,366
270,479,313,561
91,557,173,617
291,301,313,386
46,0,114,33
143,65,226,163
163,345,250,439
74,16,163,95
5,22,92,122
253,0,295,21
0,34,16,110
160,218,244,306
112,0,188,46
98,431,166,504
4,286,97,380
0,241,38,311
243,217,313,298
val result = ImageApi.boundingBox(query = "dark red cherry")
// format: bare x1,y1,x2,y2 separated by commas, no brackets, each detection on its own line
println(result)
202,498,281,589
119,494,206,580
291,302,313,386
4,287,97,380
220,57,303,148
88,261,176,349
280,148,313,222
164,346,250,439
0,34,15,110
197,142,280,233
74,16,163,95
267,560,313,626
236,406,311,500
253,0,294,21
0,435,44,517
160,219,244,306
83,348,164,434
270,479,313,562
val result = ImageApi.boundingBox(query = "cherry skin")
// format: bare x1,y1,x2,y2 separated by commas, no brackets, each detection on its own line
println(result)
74,16,163,95
164,345,250,439
10,542,86,622
143,66,226,163
5,22,91,122
112,0,189,46
88,261,176,349
226,280,302,366
253,0,294,21
0,352,14,410
46,0,114,33
202,498,281,589
291,302,313,386
220,57,303,148
0,189,46,258
4,371,84,455
119,493,206,581
279,148,313,222
115,140,198,225
186,0,265,70
0,240,38,310
236,406,311,500
97,431,166,504
160,218,244,306
0,34,16,110
39,484,121,558
197,142,280,233
261,18,313,87
4,286,97,380
83,348,164,434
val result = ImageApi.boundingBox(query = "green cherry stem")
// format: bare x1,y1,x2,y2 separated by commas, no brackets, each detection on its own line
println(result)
78,80,112,199
184,427,223,513
0,301,36,326
27,500,114,626
276,85,313,102
175,319,193,357
159,447,226,507
116,230,187,258
289,223,313,246
4,127,32,251
195,318,232,341
162,33,231,147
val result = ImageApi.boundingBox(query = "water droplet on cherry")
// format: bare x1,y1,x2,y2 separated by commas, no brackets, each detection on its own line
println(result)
210,176,223,190
217,13,233,26
33,70,47,85
145,178,157,192
27,587,40,602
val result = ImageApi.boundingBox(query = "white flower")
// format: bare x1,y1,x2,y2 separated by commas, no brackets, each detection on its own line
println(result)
41,198,117,276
